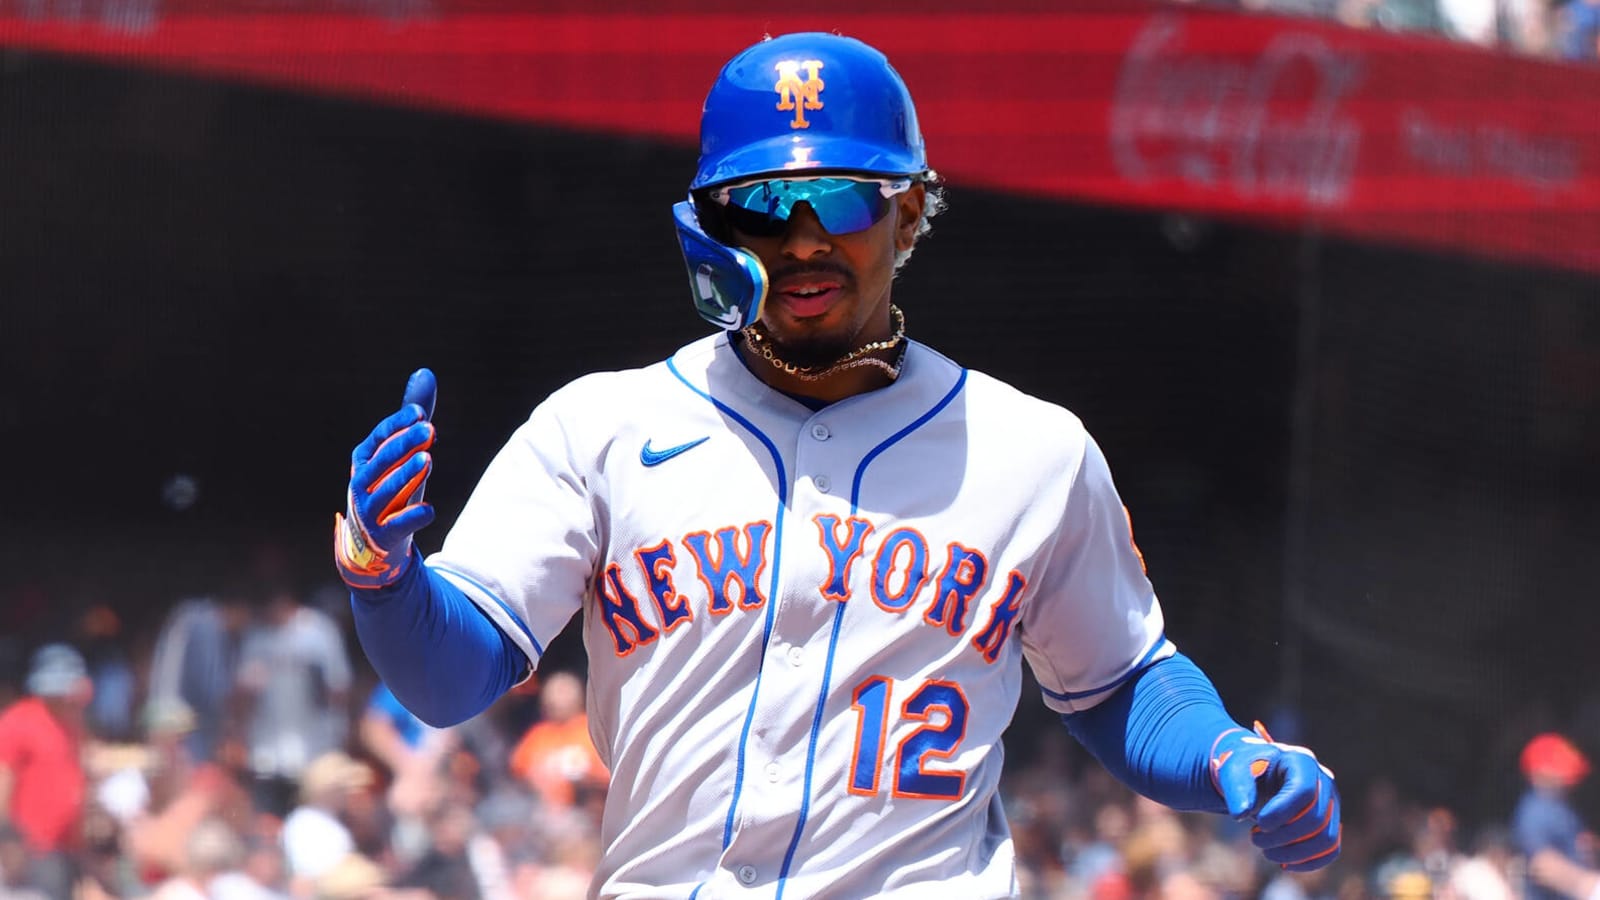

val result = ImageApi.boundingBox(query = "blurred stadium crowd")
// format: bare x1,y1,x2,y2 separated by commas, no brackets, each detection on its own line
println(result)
0,563,1594,900
1188,0,1600,60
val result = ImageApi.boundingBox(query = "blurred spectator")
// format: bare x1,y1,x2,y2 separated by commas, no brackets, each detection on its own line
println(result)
0,824,49,900
470,789,536,900
1435,0,1501,42
1186,816,1259,899
1504,0,1557,51
1261,866,1337,900
1088,797,1197,900
1346,777,1416,879
1383,867,1435,900
1069,800,1134,892
513,819,599,900
148,817,248,900
361,682,457,823
75,799,139,899
1514,732,1599,900
1337,0,1441,32
361,683,431,766
78,605,138,743
1557,0,1600,59
149,589,251,763
221,831,292,900
1431,0,1551,47
179,816,289,900
396,802,479,899
283,752,373,889
1415,807,1465,889
340,780,395,866
0,644,92,900
310,853,388,900
237,582,353,817
1446,825,1519,900
1007,794,1068,898
116,710,253,886
506,672,607,813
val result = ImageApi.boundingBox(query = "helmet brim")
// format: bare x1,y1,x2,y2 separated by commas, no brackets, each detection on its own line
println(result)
692,132,925,190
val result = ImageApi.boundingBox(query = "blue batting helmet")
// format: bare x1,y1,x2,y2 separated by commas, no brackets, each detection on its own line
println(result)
690,32,928,189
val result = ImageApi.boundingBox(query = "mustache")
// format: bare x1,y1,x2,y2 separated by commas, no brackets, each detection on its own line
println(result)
769,260,854,285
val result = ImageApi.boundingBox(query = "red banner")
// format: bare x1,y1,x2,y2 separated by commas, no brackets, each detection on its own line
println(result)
3,1,1597,273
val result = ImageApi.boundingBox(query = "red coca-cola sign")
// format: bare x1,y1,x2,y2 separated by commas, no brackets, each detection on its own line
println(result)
2,1,1596,272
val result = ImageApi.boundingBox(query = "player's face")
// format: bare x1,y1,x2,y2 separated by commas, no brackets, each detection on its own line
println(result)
730,181,925,368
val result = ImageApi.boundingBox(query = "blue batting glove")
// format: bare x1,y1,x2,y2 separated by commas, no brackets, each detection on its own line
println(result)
1211,721,1342,871
334,369,439,590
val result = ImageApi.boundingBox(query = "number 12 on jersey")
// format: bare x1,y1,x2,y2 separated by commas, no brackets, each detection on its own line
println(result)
848,676,970,800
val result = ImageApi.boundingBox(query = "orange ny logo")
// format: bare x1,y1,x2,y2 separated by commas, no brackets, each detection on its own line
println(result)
774,59,825,129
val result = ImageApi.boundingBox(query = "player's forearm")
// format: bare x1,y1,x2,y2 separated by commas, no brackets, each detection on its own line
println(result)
1531,848,1600,900
350,555,524,728
1060,651,1238,813
358,715,414,774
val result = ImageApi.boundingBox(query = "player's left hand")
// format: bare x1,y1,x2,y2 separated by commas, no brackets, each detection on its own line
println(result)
1211,722,1341,871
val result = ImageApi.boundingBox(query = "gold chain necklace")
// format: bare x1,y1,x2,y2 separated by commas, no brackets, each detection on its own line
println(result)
741,305,908,382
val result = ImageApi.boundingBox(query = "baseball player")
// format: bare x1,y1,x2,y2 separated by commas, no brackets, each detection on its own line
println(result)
336,33,1342,899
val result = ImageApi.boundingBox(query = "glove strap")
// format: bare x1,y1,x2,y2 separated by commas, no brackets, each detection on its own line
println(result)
334,500,412,590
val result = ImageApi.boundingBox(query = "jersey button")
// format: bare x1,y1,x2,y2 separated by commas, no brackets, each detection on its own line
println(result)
787,645,805,667
810,423,831,441
814,474,831,493
765,762,781,782
738,865,758,885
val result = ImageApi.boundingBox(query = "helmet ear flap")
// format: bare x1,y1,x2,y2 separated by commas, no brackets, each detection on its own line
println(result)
673,200,769,331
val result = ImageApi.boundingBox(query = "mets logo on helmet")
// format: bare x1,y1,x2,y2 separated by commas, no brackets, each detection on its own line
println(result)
774,60,824,129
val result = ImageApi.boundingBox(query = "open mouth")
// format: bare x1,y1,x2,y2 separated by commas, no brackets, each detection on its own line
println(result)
777,281,843,317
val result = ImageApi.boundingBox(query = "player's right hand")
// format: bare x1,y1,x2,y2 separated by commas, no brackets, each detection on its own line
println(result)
334,368,438,590
1211,722,1341,872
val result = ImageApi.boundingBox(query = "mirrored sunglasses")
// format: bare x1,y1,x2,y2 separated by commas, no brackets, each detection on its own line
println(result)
703,176,913,238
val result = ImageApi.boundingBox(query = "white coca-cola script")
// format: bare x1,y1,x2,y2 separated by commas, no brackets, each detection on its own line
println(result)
1110,15,1364,208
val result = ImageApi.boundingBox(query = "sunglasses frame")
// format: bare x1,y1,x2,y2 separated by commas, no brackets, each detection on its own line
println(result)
702,175,915,238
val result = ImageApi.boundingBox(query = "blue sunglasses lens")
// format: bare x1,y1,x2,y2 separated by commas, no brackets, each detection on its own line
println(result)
715,178,904,237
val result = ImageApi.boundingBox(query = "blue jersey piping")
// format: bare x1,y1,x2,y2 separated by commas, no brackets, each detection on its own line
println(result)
668,356,790,897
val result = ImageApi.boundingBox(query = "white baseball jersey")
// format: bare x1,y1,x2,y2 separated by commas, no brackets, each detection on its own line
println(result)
429,332,1171,900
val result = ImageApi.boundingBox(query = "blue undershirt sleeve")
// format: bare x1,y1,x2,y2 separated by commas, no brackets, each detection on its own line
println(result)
348,555,526,728
1060,651,1241,813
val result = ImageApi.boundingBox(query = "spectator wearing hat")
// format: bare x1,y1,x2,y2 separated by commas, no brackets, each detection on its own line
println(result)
282,752,374,890
1513,732,1598,900
119,711,254,888
0,644,93,900
147,818,250,900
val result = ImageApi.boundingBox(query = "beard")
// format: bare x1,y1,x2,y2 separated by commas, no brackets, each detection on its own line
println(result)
761,332,858,369
758,261,867,369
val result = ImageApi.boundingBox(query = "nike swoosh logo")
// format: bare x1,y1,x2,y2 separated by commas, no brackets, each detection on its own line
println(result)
640,436,709,467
